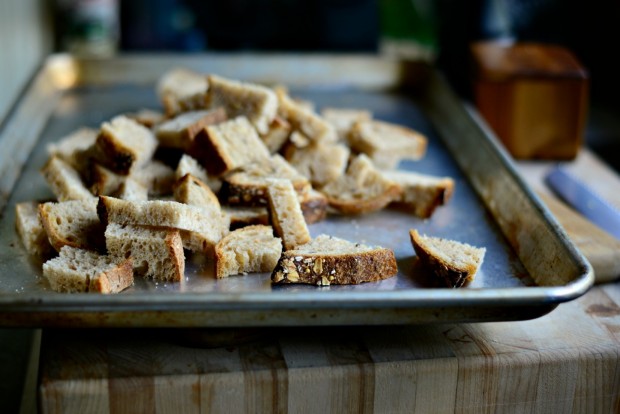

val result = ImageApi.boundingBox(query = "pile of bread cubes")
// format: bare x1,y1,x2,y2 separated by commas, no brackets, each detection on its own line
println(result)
14,69,486,294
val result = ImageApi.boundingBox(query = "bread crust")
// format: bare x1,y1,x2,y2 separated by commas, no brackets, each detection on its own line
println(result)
409,229,482,288
271,246,397,285
89,257,134,293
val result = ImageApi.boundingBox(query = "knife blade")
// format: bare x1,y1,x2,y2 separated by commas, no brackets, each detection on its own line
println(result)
545,166,620,241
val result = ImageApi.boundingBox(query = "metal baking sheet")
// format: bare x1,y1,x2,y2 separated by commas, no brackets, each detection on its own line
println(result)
0,54,593,327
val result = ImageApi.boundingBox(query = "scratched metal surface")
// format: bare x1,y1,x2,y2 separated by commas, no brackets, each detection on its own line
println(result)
0,55,592,327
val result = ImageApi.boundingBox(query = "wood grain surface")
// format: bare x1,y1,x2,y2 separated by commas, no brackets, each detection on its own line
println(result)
38,283,620,414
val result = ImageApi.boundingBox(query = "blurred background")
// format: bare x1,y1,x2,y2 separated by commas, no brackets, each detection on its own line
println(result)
0,0,619,163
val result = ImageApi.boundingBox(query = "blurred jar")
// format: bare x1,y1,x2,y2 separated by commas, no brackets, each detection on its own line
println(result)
56,0,119,57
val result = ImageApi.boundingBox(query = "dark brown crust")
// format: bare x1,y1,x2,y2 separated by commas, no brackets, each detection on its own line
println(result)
165,231,185,282
325,184,402,215
228,210,270,230
90,258,134,293
96,196,109,227
390,185,451,219
93,132,135,175
409,230,474,288
271,248,397,285
300,192,327,224
221,178,310,207
187,127,231,177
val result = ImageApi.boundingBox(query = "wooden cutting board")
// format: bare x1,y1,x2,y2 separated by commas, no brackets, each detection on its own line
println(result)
518,149,620,284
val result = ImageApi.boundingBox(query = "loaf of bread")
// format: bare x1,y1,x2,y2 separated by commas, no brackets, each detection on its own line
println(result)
348,120,427,169
265,178,311,250
271,234,398,285
409,229,485,287
39,199,104,252
43,246,133,293
15,201,53,258
321,154,402,215
105,223,185,282
206,74,278,134
215,225,282,279
383,170,454,218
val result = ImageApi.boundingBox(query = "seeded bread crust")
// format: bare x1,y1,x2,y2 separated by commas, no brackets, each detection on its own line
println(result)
321,154,402,215
383,170,455,218
409,229,486,288
42,246,134,293
271,235,398,285
215,225,282,279
39,199,104,252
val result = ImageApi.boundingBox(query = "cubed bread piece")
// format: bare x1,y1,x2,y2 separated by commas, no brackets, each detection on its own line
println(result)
105,223,185,282
93,116,158,175
410,229,486,288
132,160,176,196
39,199,104,252
175,154,221,193
90,163,124,196
348,120,427,169
173,174,229,252
42,246,133,293
98,196,225,253
265,178,311,250
223,206,270,230
174,173,221,209
46,127,98,169
125,109,165,128
114,178,148,201
15,202,53,257
41,156,94,202
383,170,455,218
221,154,310,206
271,234,398,285
259,116,291,153
321,154,401,215
321,108,372,141
276,88,337,144
215,225,282,279
157,68,209,117
299,189,328,224
284,142,350,188
205,74,277,134
192,116,271,176
155,108,227,149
